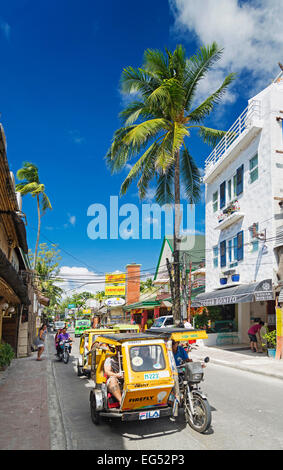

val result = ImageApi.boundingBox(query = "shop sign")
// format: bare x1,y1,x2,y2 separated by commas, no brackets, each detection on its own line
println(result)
104,297,125,307
105,285,126,296
276,308,283,336
105,273,126,284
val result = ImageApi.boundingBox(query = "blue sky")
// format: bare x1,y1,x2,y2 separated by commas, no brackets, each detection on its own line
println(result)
1,0,281,293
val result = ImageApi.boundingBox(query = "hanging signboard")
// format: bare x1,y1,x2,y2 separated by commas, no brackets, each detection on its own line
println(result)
105,273,126,284
104,297,126,307
105,285,126,296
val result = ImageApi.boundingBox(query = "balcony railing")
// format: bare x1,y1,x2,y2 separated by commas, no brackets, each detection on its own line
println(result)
205,100,262,176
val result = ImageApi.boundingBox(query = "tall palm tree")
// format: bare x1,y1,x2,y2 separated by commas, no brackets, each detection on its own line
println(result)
106,43,235,324
16,162,52,269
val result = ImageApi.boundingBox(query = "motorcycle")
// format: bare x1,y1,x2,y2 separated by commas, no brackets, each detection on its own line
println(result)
57,339,72,364
176,356,211,433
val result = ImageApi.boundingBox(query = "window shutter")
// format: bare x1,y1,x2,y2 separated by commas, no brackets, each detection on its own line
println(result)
236,165,244,196
220,181,226,209
220,240,226,267
237,231,244,261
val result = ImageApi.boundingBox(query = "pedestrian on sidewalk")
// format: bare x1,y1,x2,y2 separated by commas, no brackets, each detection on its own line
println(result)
35,324,47,361
248,321,264,353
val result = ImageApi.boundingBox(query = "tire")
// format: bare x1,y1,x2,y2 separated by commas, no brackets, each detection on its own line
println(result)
184,391,211,433
77,360,84,377
63,349,69,364
90,392,100,425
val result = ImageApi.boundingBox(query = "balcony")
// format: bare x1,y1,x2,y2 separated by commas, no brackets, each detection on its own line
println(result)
215,200,244,230
204,100,263,183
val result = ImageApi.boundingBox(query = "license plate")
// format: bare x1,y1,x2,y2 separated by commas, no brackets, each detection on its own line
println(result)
139,410,160,420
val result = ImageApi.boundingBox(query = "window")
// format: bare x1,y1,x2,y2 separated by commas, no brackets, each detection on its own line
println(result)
227,237,238,266
237,230,244,261
236,165,244,196
213,246,218,268
129,345,165,372
228,179,232,202
249,154,258,184
220,240,226,267
220,181,226,209
249,223,259,252
213,191,218,212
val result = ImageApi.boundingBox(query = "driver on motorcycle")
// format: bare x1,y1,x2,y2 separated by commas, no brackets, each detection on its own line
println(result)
172,340,192,366
56,328,73,356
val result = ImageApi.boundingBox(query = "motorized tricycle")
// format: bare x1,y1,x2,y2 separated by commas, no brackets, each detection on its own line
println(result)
89,328,211,433
77,328,113,377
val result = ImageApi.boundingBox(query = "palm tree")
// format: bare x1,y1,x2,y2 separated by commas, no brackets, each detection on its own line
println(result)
16,162,52,269
106,43,235,324
94,291,106,309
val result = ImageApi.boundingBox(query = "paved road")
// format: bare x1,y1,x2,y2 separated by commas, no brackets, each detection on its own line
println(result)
47,333,283,450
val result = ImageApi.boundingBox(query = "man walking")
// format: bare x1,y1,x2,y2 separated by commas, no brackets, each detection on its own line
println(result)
248,321,264,353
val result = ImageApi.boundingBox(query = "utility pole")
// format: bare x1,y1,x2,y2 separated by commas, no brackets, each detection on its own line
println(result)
181,253,188,324
166,258,175,320
187,260,192,324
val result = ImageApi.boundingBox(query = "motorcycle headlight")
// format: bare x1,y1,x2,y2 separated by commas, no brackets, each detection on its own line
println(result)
192,373,203,381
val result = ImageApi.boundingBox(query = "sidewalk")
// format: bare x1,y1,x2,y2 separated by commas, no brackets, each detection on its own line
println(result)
0,352,51,450
190,343,283,381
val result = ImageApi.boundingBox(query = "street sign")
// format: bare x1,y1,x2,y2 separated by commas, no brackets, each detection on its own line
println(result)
68,304,76,309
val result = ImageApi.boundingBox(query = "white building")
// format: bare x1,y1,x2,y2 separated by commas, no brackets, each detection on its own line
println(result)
192,75,283,345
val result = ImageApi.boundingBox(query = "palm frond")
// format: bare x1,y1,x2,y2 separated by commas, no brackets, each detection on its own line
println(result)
184,42,223,111
41,192,52,213
198,126,226,147
120,142,158,196
188,73,236,123
155,164,175,205
181,147,201,204
15,181,41,196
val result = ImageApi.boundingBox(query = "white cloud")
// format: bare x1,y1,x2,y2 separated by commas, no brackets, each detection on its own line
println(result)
171,0,283,97
56,266,105,297
68,130,85,144
0,20,11,40
69,215,76,226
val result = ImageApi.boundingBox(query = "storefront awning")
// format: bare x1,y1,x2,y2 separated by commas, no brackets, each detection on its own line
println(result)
191,279,274,308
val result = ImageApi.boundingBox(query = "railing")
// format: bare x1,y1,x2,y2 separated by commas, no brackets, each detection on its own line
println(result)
205,100,262,174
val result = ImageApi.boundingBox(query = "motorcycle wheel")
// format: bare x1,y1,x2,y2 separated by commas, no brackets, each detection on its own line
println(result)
63,349,69,364
184,391,211,433
90,392,100,425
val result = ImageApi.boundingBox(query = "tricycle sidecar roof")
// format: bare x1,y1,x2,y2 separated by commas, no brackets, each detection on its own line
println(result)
146,327,208,341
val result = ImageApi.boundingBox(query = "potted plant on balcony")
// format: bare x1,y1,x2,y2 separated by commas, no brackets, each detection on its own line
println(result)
261,328,277,358
219,272,228,285
218,212,225,223
231,273,240,282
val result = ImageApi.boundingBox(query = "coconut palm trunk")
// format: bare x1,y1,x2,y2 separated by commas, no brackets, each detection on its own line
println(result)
173,149,181,325
106,43,235,327
34,194,41,269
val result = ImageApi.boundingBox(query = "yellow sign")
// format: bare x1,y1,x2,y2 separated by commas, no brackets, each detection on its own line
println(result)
105,285,126,296
105,273,126,284
83,309,91,314
276,308,283,336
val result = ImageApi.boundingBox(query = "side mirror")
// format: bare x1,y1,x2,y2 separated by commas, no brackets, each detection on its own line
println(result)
204,356,210,363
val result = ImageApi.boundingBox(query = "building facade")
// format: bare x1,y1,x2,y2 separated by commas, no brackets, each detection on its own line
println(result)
193,77,283,345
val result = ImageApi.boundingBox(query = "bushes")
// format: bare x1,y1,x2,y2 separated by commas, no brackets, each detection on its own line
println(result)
262,328,277,349
0,341,15,370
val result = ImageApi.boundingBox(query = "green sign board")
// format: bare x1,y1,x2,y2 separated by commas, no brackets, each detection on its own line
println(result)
68,304,76,309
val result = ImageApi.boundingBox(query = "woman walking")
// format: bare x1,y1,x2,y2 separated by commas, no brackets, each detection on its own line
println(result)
36,324,47,361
